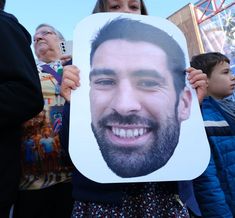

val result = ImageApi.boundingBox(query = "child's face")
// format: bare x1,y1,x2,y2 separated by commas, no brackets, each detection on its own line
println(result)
207,61,235,99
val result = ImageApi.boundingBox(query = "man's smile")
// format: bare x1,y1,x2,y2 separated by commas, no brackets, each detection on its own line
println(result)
111,126,148,138
102,123,153,148
91,106,181,177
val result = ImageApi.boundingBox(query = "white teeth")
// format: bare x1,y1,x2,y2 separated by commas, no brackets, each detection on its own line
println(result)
133,129,139,137
119,129,126,138
126,129,133,138
112,127,147,138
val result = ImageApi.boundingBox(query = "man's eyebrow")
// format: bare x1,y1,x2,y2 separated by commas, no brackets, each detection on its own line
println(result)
132,70,167,82
89,69,115,80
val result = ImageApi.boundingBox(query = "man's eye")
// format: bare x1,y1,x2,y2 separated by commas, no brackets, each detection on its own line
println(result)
137,80,160,88
94,79,115,86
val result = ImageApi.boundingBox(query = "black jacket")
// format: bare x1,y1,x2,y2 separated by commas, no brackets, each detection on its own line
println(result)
0,11,44,205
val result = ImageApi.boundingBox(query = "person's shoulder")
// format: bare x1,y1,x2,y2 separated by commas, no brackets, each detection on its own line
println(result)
201,97,218,118
201,97,229,124
0,10,18,22
202,96,219,107
201,96,213,108
0,11,32,44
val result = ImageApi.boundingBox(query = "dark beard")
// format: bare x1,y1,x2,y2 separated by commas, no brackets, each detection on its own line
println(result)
91,111,180,178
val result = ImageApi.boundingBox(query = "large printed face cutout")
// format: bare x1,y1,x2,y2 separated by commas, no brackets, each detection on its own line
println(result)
69,13,210,183
89,39,191,178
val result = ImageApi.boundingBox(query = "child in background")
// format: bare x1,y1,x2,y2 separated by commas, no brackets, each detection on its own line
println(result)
191,52,235,217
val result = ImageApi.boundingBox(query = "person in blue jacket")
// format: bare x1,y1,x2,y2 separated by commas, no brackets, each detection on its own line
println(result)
191,52,235,217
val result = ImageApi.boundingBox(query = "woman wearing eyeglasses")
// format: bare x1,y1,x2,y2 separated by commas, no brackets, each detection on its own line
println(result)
13,24,74,218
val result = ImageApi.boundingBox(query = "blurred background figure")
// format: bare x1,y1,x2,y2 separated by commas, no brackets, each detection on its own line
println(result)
13,24,74,218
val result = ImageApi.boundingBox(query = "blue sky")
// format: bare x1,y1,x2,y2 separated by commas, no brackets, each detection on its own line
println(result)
6,0,198,41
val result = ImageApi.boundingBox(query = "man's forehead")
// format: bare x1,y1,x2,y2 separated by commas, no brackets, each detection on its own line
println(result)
93,39,169,69
35,26,53,34
97,39,163,49
94,39,168,63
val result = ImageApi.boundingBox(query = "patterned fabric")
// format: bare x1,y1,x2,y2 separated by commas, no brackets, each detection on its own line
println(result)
72,183,189,217
19,61,73,190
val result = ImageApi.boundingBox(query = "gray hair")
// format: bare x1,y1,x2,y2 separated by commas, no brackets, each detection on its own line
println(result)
35,23,65,41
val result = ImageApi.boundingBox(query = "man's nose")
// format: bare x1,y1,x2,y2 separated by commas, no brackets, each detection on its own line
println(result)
33,35,42,43
122,6,132,14
110,82,141,115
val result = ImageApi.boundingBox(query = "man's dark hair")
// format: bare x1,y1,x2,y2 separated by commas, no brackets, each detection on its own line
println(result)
190,52,230,78
90,18,186,95
0,0,6,10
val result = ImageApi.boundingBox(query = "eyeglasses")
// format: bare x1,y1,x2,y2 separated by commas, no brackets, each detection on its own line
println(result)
33,30,55,42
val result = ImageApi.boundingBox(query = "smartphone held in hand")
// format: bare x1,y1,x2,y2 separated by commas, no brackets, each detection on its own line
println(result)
60,40,73,56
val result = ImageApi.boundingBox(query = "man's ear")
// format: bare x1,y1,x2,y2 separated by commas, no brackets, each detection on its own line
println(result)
177,87,192,122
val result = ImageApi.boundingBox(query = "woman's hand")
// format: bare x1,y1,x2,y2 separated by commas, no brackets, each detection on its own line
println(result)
61,65,80,102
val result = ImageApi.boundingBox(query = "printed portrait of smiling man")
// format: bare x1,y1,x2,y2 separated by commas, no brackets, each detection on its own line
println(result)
89,18,192,178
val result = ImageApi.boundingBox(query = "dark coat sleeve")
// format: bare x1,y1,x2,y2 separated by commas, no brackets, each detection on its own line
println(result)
0,12,44,128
